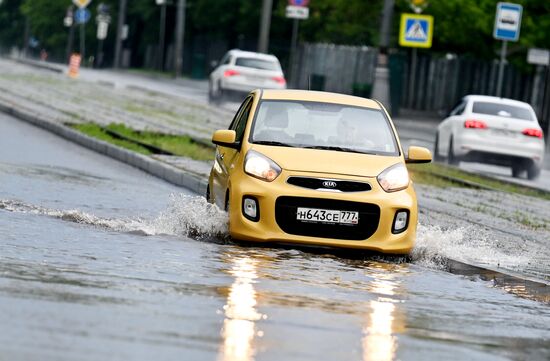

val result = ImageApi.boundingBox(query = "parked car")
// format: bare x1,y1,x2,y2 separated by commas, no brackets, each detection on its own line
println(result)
207,89,432,254
434,95,545,179
208,49,286,102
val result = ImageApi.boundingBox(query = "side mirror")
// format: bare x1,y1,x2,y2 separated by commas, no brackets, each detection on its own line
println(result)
210,60,219,70
406,146,432,164
212,130,240,149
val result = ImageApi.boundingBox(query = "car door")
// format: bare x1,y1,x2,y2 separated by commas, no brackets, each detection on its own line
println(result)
213,95,254,208
439,99,467,154
211,53,231,87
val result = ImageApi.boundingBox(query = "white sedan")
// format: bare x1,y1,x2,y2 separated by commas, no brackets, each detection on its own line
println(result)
434,95,545,180
208,49,286,102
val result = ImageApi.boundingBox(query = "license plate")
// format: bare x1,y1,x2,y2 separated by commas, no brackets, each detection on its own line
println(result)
296,207,359,225
491,129,515,137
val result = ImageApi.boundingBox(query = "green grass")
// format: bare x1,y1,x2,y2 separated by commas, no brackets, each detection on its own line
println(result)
71,123,152,155
408,162,550,201
70,123,214,161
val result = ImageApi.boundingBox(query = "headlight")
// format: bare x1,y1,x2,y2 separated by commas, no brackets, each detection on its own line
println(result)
244,150,281,182
377,163,410,192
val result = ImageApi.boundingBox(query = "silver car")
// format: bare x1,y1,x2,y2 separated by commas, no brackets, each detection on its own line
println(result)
434,95,545,179
208,49,286,102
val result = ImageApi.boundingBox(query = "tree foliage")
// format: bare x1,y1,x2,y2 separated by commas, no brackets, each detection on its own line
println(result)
0,0,549,65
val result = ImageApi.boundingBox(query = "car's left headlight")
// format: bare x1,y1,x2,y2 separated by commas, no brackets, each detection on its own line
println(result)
244,150,281,182
377,163,410,192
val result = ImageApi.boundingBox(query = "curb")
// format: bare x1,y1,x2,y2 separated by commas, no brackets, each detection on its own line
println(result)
446,258,549,304
0,103,208,196
14,57,64,74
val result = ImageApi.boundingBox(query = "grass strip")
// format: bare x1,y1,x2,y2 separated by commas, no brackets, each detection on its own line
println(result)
71,123,152,155
70,123,214,161
408,162,550,201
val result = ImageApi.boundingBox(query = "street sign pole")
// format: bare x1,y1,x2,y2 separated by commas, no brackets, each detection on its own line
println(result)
408,48,417,108
114,0,127,69
398,12,433,109
80,21,86,62
289,18,299,86
493,3,522,97
258,0,273,53
286,1,309,87
158,0,167,71
496,40,507,97
174,0,187,78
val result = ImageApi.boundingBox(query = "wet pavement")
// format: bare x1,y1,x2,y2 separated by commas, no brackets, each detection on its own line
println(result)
2,109,550,360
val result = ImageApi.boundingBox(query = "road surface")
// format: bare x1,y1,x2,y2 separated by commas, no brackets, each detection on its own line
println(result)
1,111,549,360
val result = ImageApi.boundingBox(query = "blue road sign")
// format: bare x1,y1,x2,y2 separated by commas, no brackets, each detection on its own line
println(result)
494,2,522,42
74,8,91,24
399,14,433,48
289,0,309,6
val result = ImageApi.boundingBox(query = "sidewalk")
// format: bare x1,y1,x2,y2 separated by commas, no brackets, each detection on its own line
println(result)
0,57,223,180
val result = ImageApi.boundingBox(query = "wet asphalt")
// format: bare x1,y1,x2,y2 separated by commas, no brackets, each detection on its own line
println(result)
1,113,549,361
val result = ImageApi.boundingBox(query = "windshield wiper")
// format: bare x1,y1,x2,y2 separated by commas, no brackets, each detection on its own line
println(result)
303,145,376,155
253,140,295,147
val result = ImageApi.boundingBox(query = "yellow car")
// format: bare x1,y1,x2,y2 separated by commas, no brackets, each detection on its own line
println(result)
207,90,431,254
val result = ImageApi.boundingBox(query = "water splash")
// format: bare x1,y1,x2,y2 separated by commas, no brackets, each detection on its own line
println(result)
411,223,546,279
0,194,229,241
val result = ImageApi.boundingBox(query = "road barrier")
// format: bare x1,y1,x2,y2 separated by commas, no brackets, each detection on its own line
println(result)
68,54,81,78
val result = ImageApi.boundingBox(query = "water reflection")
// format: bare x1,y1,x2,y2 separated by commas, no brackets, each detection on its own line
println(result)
362,264,406,361
218,254,264,361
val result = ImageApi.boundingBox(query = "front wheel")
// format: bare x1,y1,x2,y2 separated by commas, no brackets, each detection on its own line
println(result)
434,133,443,162
208,80,222,103
447,137,459,166
511,165,523,178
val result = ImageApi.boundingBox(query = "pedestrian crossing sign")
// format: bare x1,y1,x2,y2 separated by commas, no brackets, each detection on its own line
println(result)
399,13,434,48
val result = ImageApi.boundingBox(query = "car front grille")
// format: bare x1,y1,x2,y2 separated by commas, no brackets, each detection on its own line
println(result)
286,176,371,192
275,196,380,240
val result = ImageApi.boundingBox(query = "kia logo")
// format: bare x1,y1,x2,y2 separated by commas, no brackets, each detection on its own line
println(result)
322,181,337,188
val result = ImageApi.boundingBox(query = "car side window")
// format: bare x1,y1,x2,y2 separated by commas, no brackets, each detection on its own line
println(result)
222,54,231,65
450,100,467,116
229,97,253,142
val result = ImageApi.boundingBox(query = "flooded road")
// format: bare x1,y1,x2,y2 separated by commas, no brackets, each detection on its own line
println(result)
1,113,549,361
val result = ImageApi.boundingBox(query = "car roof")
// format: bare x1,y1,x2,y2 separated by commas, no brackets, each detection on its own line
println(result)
463,95,533,109
260,90,382,109
227,49,279,62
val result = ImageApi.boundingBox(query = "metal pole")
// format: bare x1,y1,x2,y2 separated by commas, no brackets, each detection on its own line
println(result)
80,22,86,64
258,0,273,53
379,0,395,53
23,17,30,58
114,0,127,69
158,3,167,71
174,0,186,78
531,65,543,116
496,40,507,97
66,24,75,63
289,19,299,87
96,38,104,68
408,48,418,108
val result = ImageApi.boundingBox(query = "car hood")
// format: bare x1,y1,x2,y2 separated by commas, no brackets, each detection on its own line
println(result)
250,145,402,178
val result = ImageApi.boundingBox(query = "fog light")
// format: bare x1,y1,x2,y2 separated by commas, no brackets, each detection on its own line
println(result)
392,210,409,234
242,197,259,222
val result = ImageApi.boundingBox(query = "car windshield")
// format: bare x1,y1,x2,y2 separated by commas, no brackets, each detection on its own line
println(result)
472,101,534,121
235,57,280,71
250,100,399,156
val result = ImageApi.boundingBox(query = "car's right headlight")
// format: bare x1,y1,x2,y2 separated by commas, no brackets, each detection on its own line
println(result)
377,163,410,192
244,150,281,182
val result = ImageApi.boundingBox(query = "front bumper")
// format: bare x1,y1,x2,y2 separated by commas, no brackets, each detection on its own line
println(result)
227,170,418,254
